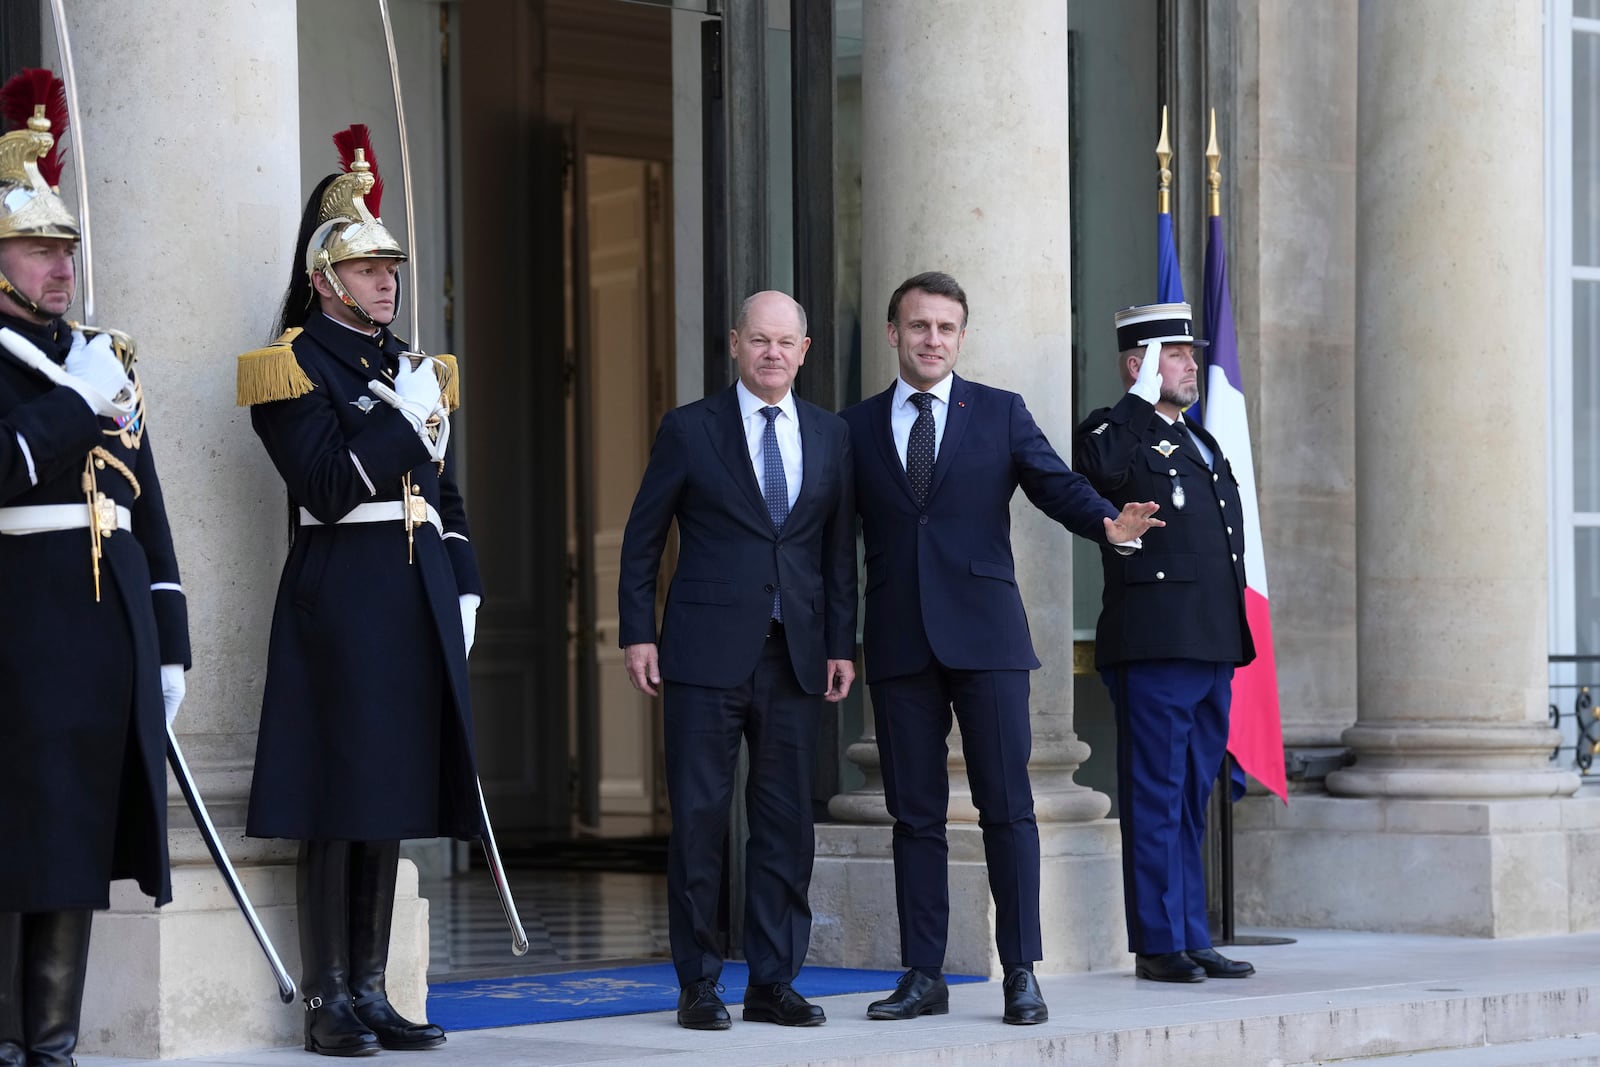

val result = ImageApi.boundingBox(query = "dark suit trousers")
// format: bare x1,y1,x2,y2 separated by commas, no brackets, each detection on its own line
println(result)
871,665,1041,968
663,636,819,987
1104,660,1232,954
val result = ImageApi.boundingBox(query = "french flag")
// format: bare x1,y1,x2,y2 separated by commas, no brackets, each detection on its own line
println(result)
1202,213,1288,803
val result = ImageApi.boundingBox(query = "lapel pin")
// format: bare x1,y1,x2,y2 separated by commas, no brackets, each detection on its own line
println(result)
1153,440,1179,458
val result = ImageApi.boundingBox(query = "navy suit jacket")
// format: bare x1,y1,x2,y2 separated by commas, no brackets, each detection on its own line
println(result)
618,384,856,695
842,375,1118,684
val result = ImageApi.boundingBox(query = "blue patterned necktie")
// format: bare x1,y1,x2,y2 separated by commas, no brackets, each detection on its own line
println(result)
760,406,789,621
906,391,936,505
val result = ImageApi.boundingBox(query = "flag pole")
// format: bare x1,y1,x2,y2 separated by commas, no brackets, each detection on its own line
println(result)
1157,105,1172,216
1203,107,1240,946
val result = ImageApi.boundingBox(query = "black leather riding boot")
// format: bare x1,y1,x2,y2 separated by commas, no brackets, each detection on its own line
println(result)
348,841,445,1051
21,910,91,1067
298,841,378,1057
0,913,23,1066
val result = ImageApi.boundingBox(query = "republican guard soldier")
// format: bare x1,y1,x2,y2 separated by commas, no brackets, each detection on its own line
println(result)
0,69,190,1065
240,126,483,1057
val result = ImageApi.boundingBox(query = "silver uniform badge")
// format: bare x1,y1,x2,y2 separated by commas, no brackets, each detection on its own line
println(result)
1153,439,1179,458
351,396,378,414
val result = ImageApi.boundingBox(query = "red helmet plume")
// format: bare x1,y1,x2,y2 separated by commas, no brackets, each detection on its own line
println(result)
332,124,384,217
0,68,68,187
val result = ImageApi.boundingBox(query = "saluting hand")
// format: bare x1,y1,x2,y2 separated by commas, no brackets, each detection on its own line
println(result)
625,642,662,697
1104,500,1164,544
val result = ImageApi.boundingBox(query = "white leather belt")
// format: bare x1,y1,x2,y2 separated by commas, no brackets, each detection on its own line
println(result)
0,502,131,536
299,501,443,536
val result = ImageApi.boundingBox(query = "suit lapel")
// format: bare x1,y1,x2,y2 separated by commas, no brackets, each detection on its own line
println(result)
706,385,768,519
926,374,970,502
870,382,919,506
789,400,825,519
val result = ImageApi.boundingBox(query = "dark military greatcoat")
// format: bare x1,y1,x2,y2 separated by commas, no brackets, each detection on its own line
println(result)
0,313,189,911
243,311,484,842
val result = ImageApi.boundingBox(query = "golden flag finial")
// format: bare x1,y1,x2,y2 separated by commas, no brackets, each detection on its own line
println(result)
1156,105,1172,215
1206,108,1222,218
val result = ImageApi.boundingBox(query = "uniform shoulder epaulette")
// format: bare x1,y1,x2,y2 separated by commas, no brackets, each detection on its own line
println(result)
236,328,312,407
433,353,461,413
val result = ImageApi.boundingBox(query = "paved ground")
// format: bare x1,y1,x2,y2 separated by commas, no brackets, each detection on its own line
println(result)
80,929,1600,1066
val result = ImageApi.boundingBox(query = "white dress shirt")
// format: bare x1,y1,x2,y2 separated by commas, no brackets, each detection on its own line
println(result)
891,373,954,468
736,380,802,510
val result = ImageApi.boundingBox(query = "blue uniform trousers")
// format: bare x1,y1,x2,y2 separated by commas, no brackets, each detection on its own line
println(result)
1103,660,1233,955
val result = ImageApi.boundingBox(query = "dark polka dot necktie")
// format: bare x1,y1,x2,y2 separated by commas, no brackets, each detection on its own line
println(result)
906,391,936,506
760,405,788,621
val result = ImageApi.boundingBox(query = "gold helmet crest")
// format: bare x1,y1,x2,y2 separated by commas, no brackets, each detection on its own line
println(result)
0,69,79,318
306,125,405,328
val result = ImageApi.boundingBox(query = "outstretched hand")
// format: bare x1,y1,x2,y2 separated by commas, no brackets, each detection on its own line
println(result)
1104,500,1163,544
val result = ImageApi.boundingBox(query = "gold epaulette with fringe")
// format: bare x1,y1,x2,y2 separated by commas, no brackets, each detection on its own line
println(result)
236,328,311,406
433,353,461,412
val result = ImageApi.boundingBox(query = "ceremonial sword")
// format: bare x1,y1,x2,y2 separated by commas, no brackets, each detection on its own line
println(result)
48,0,297,1001
378,0,529,957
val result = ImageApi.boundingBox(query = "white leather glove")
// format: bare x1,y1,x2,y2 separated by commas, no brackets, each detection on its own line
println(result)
460,593,481,658
368,357,448,461
64,330,136,418
1129,339,1163,406
160,664,186,728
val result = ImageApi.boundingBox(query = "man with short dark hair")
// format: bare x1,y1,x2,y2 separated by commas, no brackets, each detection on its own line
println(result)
619,290,856,1031
1073,301,1257,984
843,271,1161,1024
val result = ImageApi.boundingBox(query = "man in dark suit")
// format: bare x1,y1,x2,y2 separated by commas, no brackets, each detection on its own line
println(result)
842,272,1161,1024
1073,301,1257,984
619,290,856,1031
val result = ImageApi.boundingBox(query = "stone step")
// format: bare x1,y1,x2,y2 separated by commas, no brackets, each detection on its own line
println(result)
1323,1034,1600,1065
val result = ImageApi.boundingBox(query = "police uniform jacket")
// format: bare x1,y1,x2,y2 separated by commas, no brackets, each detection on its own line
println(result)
1073,391,1255,671
242,311,484,842
0,313,189,911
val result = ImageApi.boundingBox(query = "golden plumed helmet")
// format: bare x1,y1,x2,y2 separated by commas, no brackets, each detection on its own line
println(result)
308,125,406,273
305,125,405,329
0,69,77,242
0,70,79,318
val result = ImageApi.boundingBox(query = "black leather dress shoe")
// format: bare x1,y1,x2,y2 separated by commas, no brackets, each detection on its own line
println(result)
866,969,949,1020
676,980,731,1031
1187,947,1255,978
1001,968,1048,1025
1134,952,1206,983
742,982,826,1026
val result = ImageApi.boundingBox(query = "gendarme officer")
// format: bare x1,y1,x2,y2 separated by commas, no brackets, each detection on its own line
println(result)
1072,301,1256,984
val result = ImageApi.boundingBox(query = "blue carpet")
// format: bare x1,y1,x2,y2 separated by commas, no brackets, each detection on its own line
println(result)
428,962,985,1030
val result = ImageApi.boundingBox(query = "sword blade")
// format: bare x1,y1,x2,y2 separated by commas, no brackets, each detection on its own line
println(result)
45,0,94,324
378,0,422,350
476,778,530,956
166,726,298,1003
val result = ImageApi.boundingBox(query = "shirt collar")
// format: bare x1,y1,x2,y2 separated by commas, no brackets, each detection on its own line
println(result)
736,379,797,423
894,373,953,409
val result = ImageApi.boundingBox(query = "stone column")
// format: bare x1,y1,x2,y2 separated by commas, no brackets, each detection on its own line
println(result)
1236,0,1600,938
56,5,426,1056
809,0,1126,978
